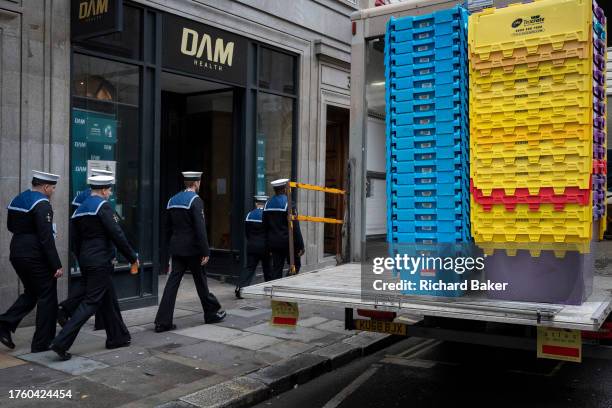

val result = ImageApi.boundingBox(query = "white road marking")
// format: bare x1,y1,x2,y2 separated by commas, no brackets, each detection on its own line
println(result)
322,365,381,408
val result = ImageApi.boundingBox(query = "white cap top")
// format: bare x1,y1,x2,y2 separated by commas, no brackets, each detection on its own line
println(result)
88,175,115,186
32,170,60,184
182,171,203,181
254,195,269,201
270,178,289,187
91,168,113,176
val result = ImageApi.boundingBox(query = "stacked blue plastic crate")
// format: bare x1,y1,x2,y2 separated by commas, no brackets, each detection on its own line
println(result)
385,6,470,245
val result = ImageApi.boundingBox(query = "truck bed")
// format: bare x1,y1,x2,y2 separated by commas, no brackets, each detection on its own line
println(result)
242,263,612,331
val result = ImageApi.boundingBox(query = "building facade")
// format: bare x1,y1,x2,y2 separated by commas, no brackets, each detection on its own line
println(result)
0,0,355,311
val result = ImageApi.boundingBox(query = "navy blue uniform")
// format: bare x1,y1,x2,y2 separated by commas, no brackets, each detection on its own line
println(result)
52,195,137,352
155,191,221,328
262,194,304,280
0,190,61,351
237,208,271,288
60,188,108,331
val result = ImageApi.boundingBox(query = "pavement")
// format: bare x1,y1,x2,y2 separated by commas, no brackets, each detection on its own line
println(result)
0,272,396,408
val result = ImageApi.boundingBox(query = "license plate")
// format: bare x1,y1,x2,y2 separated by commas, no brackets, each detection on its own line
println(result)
355,319,407,335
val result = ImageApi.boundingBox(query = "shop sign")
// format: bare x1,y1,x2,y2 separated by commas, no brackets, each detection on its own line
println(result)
71,0,123,40
162,13,248,86
71,109,117,209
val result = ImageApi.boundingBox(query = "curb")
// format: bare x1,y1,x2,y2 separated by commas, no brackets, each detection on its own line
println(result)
157,332,402,408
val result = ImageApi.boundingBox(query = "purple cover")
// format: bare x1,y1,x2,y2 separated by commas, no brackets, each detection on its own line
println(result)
486,248,594,305
594,129,605,144
594,99,606,115
594,204,606,219
593,174,606,189
594,69,605,85
594,54,605,70
594,85,606,100
594,145,606,159
594,116,606,130
593,189,605,203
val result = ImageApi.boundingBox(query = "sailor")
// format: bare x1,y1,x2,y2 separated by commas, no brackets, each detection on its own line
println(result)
50,175,138,360
154,171,226,333
235,195,271,299
70,168,114,208
58,168,115,330
262,179,305,280
0,171,63,352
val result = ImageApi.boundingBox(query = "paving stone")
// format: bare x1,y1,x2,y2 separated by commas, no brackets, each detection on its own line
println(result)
42,376,139,407
120,306,197,327
130,330,203,352
173,325,251,343
297,316,328,327
315,319,355,334
244,323,329,343
310,332,350,348
226,334,282,351
258,340,316,358
215,314,269,331
162,340,280,377
19,351,109,375
0,363,70,395
0,351,26,369
225,306,271,319
83,356,213,398
342,331,396,354
180,376,269,408
89,346,151,367
311,342,361,369
247,353,329,394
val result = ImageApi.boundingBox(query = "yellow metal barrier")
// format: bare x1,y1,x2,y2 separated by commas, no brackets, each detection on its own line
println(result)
285,181,345,275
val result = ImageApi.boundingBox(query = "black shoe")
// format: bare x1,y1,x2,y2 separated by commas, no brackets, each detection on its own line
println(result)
57,306,69,328
50,345,71,361
205,310,226,324
154,324,176,333
0,325,15,350
235,288,243,299
106,340,131,350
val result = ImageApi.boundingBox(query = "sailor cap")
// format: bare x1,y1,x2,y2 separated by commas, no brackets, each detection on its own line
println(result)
270,178,289,187
32,170,60,185
182,171,203,181
254,195,269,202
88,175,115,188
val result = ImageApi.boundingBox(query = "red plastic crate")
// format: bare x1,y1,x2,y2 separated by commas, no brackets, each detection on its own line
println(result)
470,178,591,211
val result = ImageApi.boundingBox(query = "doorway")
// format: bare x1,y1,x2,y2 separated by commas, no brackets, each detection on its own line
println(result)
324,105,350,257
160,72,242,276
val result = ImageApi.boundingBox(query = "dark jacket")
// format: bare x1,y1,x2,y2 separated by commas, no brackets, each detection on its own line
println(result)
262,194,304,252
166,190,210,257
7,190,62,270
245,208,266,254
71,195,137,268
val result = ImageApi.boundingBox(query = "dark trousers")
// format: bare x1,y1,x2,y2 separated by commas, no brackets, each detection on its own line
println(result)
0,257,57,351
237,252,272,288
270,249,302,281
59,282,107,331
155,256,221,326
52,263,130,351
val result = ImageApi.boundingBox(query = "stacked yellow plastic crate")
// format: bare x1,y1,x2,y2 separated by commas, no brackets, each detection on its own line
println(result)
468,0,605,304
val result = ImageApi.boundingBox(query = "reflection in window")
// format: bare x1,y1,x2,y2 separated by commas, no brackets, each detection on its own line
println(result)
71,54,145,266
76,5,142,60
258,48,295,94
256,93,293,197
366,37,386,118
